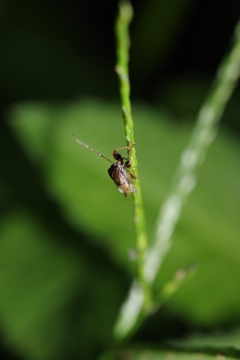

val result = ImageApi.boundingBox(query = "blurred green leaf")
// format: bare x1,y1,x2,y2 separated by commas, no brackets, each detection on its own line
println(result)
131,0,196,86
168,327,240,348
3,99,240,358
155,75,211,117
0,208,129,360
0,116,130,359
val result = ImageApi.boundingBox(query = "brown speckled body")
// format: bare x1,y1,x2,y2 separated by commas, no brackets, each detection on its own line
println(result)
108,162,134,197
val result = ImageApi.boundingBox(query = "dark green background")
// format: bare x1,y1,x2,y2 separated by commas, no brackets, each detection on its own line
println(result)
0,1,240,360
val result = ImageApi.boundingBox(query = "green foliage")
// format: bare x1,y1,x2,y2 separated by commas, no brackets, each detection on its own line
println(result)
168,327,240,348
7,99,240,327
1,1,240,359
1,102,132,359
0,211,129,360
0,97,239,358
109,348,239,360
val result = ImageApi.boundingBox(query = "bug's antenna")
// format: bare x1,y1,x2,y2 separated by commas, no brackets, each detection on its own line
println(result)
73,134,114,164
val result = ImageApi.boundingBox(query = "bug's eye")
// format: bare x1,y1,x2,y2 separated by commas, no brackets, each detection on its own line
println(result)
113,151,122,161
125,160,132,168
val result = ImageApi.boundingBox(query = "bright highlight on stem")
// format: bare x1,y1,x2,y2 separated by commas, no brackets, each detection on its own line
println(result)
144,20,240,284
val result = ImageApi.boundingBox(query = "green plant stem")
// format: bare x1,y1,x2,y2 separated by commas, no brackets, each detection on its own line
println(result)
144,20,240,284
115,1,148,295
114,16,240,341
113,1,149,340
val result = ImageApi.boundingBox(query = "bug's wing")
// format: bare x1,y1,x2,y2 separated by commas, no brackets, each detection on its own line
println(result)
108,163,134,197
117,172,134,197
118,184,132,197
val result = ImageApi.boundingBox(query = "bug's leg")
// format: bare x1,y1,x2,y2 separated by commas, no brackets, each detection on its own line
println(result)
129,171,137,180
126,163,139,180
114,142,136,153
131,164,139,171
122,142,136,158
129,167,139,180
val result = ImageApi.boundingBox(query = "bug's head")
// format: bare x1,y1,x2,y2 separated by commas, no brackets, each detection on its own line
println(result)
113,151,123,163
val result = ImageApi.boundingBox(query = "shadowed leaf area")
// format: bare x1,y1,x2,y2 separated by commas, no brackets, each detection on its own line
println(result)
104,345,240,360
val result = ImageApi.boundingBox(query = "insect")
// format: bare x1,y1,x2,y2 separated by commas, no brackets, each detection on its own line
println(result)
73,134,137,197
